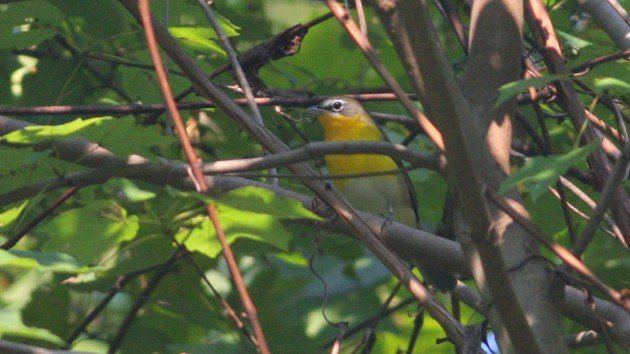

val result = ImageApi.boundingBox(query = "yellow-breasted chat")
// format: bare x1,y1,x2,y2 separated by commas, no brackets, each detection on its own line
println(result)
306,96,455,291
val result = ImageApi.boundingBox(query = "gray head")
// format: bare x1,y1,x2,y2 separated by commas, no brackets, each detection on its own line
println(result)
305,96,367,118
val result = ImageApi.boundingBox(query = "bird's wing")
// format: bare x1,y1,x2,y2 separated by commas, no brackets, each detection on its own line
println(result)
374,121,420,228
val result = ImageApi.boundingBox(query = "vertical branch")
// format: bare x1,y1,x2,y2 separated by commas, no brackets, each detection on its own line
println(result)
324,0,445,151
136,1,271,353
195,0,278,185
525,0,630,245
119,0,466,345
370,0,568,352
571,139,630,254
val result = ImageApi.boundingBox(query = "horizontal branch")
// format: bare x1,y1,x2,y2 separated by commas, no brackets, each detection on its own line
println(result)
2,115,629,347
0,91,549,117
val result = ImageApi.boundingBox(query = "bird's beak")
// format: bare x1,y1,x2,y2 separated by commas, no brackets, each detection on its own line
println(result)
305,105,326,115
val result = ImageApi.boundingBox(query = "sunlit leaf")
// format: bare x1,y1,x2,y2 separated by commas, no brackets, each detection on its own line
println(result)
219,186,323,221
0,250,97,273
0,117,110,144
556,30,593,50
499,139,601,200
495,74,565,108
0,1,64,49
0,201,27,228
103,178,156,202
169,27,226,56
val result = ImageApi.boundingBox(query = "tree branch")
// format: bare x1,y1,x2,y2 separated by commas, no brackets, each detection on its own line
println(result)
525,0,630,245
118,0,466,345
579,0,630,50
136,1,271,351
371,0,566,352
1,115,628,348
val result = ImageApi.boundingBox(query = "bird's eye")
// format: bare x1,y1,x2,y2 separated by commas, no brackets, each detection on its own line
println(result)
331,100,344,112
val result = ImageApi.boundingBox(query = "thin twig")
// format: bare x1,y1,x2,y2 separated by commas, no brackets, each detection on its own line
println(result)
325,0,445,150
137,1,271,352
0,90,548,117
532,102,578,242
486,188,630,312
206,203,270,353
354,0,368,37
0,93,415,116
108,247,186,353
122,0,467,343
525,0,630,243
321,297,416,349
195,0,278,185
571,138,630,254
65,253,187,346
570,49,630,76
1,186,80,250
184,254,259,348
81,50,186,76
55,35,134,103
406,305,424,354
433,0,468,53
142,11,334,125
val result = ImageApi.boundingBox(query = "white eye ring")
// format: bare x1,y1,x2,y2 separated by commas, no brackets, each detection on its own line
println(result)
331,100,344,112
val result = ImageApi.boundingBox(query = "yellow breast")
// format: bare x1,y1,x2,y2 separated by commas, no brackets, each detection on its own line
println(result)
318,114,399,190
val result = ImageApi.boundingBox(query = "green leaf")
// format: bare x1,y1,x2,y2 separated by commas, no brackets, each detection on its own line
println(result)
40,201,140,264
0,201,28,228
593,77,630,95
103,178,156,202
169,27,227,56
0,29,56,50
556,30,593,50
175,205,295,259
168,18,239,55
0,313,66,347
175,216,219,258
0,1,65,49
219,186,323,220
0,271,66,346
499,139,601,200
0,117,110,144
174,186,320,258
219,205,293,251
495,74,565,108
0,146,83,195
0,250,97,273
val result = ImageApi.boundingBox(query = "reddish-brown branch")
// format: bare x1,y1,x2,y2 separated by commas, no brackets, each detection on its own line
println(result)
434,0,469,53
142,11,333,125
0,93,414,116
119,0,465,344
0,90,555,117
486,189,630,312
325,0,446,150
525,0,630,245
137,1,270,353
570,49,630,76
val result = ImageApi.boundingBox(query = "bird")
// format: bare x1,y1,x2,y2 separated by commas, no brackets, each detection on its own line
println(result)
306,96,455,291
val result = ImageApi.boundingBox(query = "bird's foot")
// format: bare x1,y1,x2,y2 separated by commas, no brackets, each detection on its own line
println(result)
379,213,394,234
311,197,339,224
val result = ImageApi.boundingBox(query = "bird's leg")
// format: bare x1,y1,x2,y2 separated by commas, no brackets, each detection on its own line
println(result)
378,206,396,234
310,197,339,224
